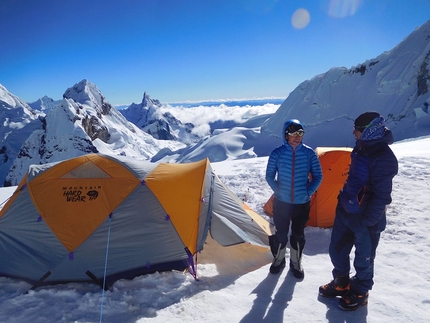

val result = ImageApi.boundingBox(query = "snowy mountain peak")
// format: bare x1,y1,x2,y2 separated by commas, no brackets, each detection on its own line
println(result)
255,19,430,155
2,21,430,186
28,95,61,112
120,92,199,144
63,79,111,115
0,84,45,186
3,82,169,186
0,84,37,116
142,91,161,108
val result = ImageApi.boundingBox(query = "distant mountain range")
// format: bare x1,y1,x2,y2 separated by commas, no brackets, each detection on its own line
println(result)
119,92,201,144
1,20,429,187
1,80,187,186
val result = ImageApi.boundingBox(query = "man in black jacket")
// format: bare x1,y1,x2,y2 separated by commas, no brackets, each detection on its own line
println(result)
319,112,398,311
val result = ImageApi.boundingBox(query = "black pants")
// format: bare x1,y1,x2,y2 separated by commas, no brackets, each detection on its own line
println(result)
272,198,310,251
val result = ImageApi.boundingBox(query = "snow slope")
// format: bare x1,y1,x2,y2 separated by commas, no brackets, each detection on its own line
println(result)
0,136,429,323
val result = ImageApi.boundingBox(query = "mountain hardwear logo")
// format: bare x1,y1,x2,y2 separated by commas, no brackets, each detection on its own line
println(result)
62,186,101,202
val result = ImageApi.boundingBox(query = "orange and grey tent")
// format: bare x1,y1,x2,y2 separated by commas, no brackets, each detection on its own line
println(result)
263,147,352,228
0,154,269,289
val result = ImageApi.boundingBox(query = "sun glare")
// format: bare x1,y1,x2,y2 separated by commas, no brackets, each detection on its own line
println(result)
327,0,362,18
291,8,311,29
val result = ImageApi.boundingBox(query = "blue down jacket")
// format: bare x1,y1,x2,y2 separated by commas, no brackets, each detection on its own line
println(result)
339,117,398,227
266,123,322,204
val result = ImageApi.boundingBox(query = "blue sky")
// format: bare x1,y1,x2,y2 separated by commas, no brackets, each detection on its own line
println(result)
1,0,429,105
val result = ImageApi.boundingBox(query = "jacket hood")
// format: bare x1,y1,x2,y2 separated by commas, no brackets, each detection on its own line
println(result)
282,119,303,144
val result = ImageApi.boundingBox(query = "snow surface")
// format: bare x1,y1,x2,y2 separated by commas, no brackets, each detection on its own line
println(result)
0,135,429,323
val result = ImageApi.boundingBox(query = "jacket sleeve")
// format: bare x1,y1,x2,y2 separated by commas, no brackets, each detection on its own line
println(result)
363,148,398,226
307,151,323,196
266,150,279,193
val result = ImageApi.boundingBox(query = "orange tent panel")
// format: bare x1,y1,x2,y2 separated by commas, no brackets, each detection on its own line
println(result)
27,155,141,252
308,147,352,227
144,159,208,254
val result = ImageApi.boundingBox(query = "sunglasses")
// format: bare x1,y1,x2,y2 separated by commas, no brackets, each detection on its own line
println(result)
286,130,305,137
353,126,366,132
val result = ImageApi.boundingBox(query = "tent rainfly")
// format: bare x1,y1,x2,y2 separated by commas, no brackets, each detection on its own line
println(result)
0,154,269,290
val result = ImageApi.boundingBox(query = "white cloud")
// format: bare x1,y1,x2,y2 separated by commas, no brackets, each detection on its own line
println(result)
159,103,279,129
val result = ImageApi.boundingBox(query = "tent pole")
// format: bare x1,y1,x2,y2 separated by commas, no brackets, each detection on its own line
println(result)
85,270,108,290
26,271,51,293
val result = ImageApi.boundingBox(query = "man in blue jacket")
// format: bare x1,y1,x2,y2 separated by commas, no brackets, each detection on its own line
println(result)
319,112,398,310
266,119,322,278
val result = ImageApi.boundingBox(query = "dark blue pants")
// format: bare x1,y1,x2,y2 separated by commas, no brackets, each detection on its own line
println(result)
329,203,384,294
272,198,310,251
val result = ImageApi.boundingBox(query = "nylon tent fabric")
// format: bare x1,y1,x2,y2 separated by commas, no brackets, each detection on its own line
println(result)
144,160,208,255
263,147,352,228
27,154,142,252
0,154,269,288
309,147,352,227
210,178,274,245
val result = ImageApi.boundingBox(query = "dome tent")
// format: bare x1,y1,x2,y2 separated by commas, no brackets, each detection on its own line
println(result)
0,154,269,290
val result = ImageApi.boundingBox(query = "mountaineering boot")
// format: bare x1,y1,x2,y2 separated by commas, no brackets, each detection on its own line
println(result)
268,235,278,257
289,247,304,279
319,276,350,297
339,290,369,311
269,245,286,274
